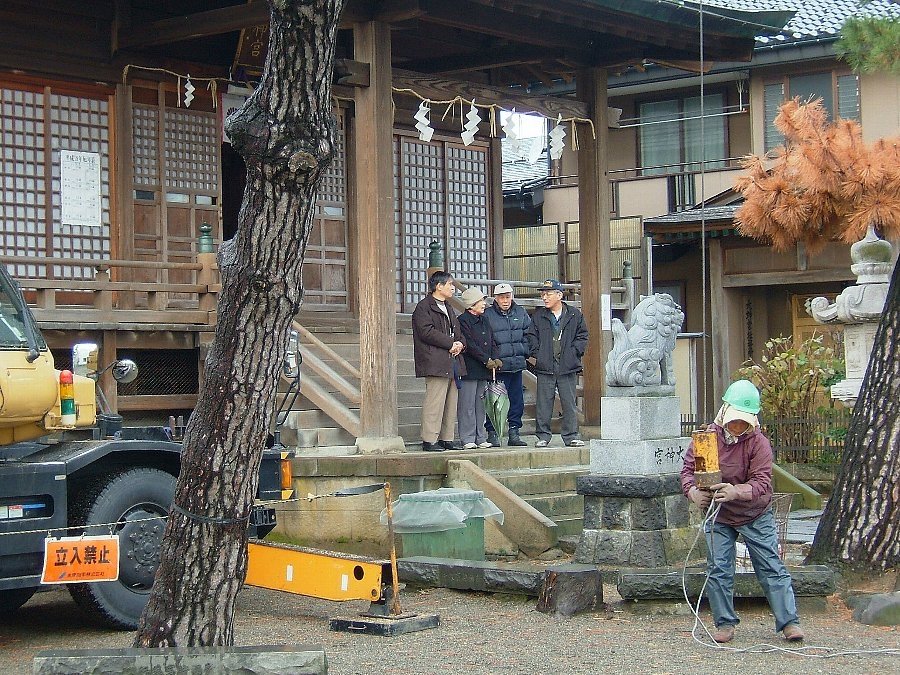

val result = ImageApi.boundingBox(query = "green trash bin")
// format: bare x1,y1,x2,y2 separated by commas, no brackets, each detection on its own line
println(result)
383,488,503,561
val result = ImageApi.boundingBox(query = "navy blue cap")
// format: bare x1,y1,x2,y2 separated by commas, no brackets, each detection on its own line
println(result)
540,279,563,292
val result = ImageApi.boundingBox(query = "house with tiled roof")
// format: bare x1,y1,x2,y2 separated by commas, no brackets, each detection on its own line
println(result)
532,0,900,411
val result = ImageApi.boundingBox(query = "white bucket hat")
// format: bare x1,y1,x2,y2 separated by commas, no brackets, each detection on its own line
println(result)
722,405,758,429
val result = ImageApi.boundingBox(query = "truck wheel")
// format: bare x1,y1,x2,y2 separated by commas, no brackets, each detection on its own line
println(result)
0,587,37,612
68,468,175,630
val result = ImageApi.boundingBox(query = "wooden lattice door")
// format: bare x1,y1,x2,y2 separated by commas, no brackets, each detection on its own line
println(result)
394,132,492,312
131,86,219,299
302,109,348,309
0,81,112,280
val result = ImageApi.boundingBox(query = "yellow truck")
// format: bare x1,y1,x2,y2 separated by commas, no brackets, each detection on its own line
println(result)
0,266,288,629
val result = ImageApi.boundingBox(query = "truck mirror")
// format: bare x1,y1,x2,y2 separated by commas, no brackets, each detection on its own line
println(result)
283,330,300,379
111,359,139,384
72,343,99,377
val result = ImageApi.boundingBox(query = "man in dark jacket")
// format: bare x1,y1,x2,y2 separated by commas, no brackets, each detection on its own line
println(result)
412,271,466,452
526,279,589,447
483,283,531,446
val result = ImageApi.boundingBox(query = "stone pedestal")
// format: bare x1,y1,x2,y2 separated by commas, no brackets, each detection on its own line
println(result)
575,395,701,567
831,323,878,406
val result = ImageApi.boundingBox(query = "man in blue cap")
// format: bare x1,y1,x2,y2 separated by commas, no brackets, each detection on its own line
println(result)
525,279,588,447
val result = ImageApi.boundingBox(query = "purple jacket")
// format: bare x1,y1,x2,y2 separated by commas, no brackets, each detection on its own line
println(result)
680,423,773,526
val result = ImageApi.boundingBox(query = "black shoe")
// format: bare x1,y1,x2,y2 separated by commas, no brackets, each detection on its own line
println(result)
486,432,501,447
508,429,527,447
421,441,443,452
440,439,463,450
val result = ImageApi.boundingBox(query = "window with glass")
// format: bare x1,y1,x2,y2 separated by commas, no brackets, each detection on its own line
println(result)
763,72,860,151
638,93,727,176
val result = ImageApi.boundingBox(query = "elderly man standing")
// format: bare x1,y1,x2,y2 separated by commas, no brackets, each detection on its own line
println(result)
483,283,531,446
412,271,466,452
526,279,588,447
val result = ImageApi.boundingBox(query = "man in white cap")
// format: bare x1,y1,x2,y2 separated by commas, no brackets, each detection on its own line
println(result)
681,379,804,645
483,282,531,446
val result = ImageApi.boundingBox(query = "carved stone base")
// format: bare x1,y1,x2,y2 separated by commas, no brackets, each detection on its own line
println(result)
574,474,704,567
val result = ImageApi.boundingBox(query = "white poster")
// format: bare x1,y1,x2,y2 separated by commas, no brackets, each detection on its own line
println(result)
60,150,102,227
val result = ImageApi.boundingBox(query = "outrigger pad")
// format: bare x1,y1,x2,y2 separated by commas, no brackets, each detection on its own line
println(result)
329,613,440,637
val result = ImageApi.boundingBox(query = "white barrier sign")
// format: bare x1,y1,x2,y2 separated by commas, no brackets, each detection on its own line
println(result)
60,150,101,227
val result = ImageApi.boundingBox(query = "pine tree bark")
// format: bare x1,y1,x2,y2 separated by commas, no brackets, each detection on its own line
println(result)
134,0,344,646
808,259,900,571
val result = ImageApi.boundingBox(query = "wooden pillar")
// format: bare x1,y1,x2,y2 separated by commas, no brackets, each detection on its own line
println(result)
489,137,505,279
114,84,135,307
100,330,118,414
353,21,404,453
576,68,611,429
708,238,737,412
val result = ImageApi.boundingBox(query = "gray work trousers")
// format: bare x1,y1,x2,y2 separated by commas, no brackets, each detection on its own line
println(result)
457,379,487,445
421,376,458,443
534,372,580,444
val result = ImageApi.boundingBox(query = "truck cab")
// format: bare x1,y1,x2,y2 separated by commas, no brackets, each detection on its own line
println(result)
0,266,287,629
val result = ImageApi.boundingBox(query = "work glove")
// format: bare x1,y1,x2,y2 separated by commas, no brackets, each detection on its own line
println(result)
688,486,712,510
526,356,537,366
486,358,503,370
709,482,740,503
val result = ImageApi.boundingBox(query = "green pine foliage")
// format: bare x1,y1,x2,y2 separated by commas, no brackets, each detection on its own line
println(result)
837,17,900,74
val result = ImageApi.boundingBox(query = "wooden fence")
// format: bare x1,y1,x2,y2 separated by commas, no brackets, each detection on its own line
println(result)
681,409,851,467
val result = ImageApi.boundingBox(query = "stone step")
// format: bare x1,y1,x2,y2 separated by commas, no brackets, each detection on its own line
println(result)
524,491,584,520
552,515,585,538
468,446,582,472
283,422,423,448
286,406,425,430
491,465,591,496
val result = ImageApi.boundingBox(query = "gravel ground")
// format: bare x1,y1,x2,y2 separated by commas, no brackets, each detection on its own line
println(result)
1,581,897,674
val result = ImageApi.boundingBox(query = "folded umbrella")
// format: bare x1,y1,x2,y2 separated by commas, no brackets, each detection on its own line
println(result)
485,369,510,441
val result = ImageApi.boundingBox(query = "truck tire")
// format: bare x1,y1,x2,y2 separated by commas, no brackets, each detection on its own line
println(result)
68,468,175,630
0,587,37,612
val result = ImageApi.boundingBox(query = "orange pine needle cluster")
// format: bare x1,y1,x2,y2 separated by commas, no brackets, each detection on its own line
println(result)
735,99,900,250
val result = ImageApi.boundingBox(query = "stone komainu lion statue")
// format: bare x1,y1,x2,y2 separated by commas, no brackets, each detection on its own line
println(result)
605,293,684,387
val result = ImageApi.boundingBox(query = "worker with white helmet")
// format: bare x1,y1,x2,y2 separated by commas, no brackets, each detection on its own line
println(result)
681,379,804,645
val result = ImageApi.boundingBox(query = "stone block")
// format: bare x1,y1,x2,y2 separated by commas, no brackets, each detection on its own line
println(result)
629,531,666,567
850,591,900,626
617,565,836,600
590,438,690,476
573,529,598,564
582,496,603,529
33,646,327,675
599,396,682,440
577,473,682,498
601,498,631,529
398,556,543,595
661,526,705,565
631,497,667,531
664,494,691,528
592,530,632,565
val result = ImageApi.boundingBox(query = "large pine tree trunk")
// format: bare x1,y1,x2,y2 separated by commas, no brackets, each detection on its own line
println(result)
134,0,344,646
808,259,900,571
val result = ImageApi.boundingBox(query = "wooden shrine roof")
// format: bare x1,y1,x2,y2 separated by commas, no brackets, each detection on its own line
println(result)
1,1,794,90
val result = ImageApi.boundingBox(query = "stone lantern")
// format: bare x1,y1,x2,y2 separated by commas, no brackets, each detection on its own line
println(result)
806,226,894,407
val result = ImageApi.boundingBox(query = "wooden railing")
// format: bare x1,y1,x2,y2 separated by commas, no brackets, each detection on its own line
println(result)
4,254,219,326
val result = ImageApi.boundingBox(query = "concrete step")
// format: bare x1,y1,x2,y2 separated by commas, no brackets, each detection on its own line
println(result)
552,515,584,538
286,406,425,429
469,447,584,472
491,465,591,496
523,491,584,520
